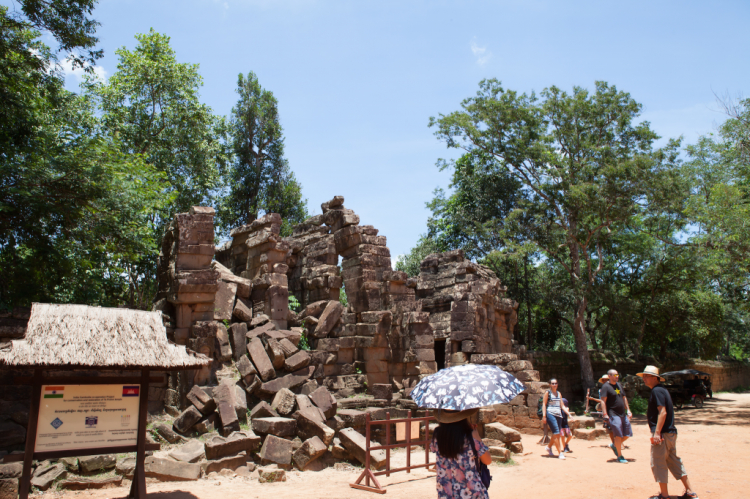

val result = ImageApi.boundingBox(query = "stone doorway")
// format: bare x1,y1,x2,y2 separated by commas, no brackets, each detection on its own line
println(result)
434,339,446,371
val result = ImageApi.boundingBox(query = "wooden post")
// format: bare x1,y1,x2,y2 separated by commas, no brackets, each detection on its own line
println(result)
19,370,42,499
385,412,391,477
129,368,150,499
405,410,411,474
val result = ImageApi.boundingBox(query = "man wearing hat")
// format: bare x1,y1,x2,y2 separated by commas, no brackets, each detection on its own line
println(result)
586,374,616,446
638,365,699,499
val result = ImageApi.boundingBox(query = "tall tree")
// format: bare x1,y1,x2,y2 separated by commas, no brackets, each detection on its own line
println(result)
0,8,169,309
89,29,227,306
222,72,306,233
430,80,667,388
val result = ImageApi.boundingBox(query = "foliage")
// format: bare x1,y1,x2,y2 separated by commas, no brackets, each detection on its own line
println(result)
629,395,648,415
0,12,169,309
298,328,311,351
288,294,301,312
339,286,348,308
220,71,307,234
430,80,671,387
395,235,444,277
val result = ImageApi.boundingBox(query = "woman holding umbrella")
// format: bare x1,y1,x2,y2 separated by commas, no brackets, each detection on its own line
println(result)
430,409,491,499
411,363,527,498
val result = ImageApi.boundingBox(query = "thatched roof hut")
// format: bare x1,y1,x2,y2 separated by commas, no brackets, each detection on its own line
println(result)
0,303,209,370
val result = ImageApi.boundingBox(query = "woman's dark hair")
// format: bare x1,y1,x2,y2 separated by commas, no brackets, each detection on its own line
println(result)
433,419,472,459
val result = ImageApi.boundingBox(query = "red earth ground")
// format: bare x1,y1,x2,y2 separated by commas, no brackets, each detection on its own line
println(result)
36,391,750,499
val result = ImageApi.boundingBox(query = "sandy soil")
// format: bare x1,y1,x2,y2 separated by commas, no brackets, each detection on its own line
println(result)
38,392,750,499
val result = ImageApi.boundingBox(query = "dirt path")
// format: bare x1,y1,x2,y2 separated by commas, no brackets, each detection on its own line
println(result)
40,392,750,499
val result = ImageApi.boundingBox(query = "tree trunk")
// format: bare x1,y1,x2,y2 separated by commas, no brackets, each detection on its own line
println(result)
524,256,533,349
573,297,596,390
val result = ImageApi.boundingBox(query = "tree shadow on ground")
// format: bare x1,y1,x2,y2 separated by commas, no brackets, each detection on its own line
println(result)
110,491,200,499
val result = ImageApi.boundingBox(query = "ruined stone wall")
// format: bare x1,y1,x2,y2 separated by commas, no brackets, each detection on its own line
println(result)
416,250,517,366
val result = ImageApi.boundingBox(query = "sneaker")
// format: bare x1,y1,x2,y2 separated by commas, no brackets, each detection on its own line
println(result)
546,447,554,457
679,492,699,499
609,443,618,457
558,453,565,460
564,446,572,453
616,456,628,463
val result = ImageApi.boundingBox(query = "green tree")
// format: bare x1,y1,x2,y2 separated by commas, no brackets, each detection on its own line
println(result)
430,80,669,388
221,72,307,234
0,11,169,308
395,236,444,277
89,29,228,306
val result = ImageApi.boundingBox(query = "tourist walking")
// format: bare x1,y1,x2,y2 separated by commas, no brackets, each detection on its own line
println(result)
587,374,616,446
541,378,570,459
600,369,632,463
638,365,700,499
430,408,491,499
560,397,573,453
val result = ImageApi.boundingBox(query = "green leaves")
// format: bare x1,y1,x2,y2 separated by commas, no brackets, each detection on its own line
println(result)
219,71,307,233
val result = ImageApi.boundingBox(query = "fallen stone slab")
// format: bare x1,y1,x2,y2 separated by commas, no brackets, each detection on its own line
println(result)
258,366,314,396
309,386,337,419
144,456,201,481
250,401,279,419
204,430,261,460
338,428,386,470
258,467,286,483
266,338,286,370
509,441,523,453
259,435,293,467
201,452,247,475
187,385,216,415
271,388,296,416
213,381,240,433
0,462,22,479
30,463,65,490
251,417,297,437
173,406,203,434
294,410,335,446
115,457,135,477
247,337,276,381
337,409,367,428
573,428,609,440
284,350,311,371
293,436,327,470
169,439,205,463
194,413,219,434
156,423,184,444
484,422,521,443
58,476,123,490
79,454,116,474
331,438,351,460
488,446,510,463
312,301,344,338
295,394,325,423
60,457,78,473
233,297,253,323
278,338,298,357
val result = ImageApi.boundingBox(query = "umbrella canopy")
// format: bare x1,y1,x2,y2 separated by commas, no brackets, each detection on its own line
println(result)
661,369,712,377
410,364,526,410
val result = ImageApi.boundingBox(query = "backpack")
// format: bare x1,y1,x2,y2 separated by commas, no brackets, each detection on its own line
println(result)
536,390,552,417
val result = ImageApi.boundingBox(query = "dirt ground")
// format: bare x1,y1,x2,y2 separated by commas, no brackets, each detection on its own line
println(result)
38,392,750,499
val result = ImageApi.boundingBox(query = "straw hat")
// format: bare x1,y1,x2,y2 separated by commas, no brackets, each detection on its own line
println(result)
598,374,609,384
432,408,479,424
637,365,665,382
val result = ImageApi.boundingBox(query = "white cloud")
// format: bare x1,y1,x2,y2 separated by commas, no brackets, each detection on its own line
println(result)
60,56,107,83
470,38,492,66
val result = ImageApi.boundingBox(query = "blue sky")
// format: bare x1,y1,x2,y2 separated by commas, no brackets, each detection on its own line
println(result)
14,0,750,261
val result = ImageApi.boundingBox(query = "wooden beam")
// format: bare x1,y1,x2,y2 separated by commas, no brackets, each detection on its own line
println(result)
19,370,41,499
129,368,150,499
14,375,166,385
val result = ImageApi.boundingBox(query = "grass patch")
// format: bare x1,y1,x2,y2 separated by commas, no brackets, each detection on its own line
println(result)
494,457,518,467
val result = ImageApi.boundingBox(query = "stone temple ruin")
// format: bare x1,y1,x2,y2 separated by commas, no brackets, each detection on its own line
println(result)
154,196,524,408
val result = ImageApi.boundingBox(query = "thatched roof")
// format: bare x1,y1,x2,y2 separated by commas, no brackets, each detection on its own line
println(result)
0,303,210,370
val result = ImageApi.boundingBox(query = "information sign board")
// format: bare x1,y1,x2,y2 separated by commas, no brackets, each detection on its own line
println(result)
35,384,141,452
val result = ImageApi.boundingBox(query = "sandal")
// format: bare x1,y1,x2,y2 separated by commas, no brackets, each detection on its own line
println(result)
679,493,699,499
650,494,668,499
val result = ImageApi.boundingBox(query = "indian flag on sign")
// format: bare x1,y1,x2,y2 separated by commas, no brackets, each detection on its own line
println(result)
44,386,64,399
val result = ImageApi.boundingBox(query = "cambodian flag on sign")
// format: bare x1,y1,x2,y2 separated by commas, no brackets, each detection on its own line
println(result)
122,386,139,397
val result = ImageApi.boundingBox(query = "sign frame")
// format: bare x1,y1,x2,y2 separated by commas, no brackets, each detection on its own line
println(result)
10,370,159,499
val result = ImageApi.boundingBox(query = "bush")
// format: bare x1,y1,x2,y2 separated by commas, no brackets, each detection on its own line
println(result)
629,395,648,415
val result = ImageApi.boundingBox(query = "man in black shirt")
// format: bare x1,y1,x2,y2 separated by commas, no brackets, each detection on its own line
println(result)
638,365,699,499
600,369,632,463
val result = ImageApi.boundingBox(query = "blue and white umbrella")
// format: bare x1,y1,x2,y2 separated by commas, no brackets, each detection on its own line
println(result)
410,364,526,410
